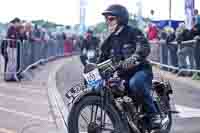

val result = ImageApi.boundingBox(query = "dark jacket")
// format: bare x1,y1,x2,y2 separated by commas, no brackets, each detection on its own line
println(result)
176,29,194,42
81,36,100,51
192,24,200,37
6,25,19,48
99,25,151,79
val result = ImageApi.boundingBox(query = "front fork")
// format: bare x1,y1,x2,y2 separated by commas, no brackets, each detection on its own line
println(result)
95,86,113,131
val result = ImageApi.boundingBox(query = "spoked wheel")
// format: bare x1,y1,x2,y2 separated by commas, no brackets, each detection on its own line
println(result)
68,95,130,133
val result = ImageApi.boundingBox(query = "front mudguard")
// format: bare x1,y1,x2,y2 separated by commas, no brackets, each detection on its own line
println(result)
72,90,101,106
70,88,123,117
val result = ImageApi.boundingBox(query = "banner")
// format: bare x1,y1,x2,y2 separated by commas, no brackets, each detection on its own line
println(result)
185,0,195,29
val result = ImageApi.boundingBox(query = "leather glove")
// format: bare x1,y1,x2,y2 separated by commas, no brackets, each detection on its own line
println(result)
120,54,140,70
113,54,140,76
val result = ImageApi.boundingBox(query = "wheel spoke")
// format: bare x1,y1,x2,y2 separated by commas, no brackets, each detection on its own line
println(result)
94,105,98,122
103,109,106,126
80,112,89,125
78,104,116,133
90,105,94,122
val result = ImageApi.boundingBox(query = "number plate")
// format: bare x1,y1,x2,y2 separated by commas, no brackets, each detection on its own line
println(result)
65,83,85,105
83,68,102,88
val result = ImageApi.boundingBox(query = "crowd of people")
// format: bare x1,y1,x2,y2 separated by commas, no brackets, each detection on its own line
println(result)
0,17,84,81
6,18,48,43
1,17,87,54
2,9,200,80
145,9,200,79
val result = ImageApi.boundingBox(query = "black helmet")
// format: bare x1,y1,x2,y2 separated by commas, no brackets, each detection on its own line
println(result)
102,4,129,25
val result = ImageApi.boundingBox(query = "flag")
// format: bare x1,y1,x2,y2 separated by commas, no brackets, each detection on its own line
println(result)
185,0,195,29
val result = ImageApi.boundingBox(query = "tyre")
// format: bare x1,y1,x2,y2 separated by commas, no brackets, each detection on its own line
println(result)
68,95,130,133
156,96,172,133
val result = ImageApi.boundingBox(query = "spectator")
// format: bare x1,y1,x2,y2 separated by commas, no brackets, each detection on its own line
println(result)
43,31,50,42
6,17,21,47
1,17,22,81
176,25,194,76
159,26,174,71
147,23,158,40
32,24,42,42
194,9,200,25
80,29,100,66
166,28,178,73
74,35,84,50
81,29,100,50
24,22,34,41
191,21,200,79
33,25,41,38
175,23,186,38
63,33,73,54
40,28,49,42
18,25,27,42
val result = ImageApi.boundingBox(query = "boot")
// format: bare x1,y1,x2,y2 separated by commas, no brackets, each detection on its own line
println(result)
149,114,162,129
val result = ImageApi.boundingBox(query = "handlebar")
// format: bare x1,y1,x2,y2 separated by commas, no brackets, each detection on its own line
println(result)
97,59,112,68
96,59,117,75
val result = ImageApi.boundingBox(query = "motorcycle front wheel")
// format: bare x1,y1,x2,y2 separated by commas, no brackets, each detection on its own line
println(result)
67,95,130,133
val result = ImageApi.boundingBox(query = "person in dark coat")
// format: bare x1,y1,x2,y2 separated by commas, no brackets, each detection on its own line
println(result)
80,29,100,65
1,17,22,81
192,23,200,79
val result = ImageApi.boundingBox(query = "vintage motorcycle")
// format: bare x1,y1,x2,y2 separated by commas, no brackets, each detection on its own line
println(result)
66,59,173,133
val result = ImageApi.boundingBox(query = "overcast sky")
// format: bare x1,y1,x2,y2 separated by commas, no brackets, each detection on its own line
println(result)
0,0,200,26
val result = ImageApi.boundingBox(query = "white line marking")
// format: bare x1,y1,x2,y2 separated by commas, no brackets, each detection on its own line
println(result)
0,82,46,88
0,93,48,105
0,85,46,95
175,104,200,118
0,106,54,123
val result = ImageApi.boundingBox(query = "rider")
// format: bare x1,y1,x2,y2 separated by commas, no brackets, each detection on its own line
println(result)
80,29,100,66
98,4,161,129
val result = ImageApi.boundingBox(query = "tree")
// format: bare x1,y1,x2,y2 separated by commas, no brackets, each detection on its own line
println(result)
128,18,138,28
93,22,107,33
73,24,80,32
31,20,64,29
91,13,151,34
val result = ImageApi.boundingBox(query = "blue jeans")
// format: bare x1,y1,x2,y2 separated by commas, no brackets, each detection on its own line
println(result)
194,43,200,69
128,70,157,113
168,44,178,68
177,46,194,69
160,42,169,70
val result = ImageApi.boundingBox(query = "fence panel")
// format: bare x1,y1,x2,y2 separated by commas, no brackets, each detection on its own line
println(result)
0,38,69,81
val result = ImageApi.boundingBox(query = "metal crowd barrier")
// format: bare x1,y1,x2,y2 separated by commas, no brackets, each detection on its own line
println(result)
148,39,200,73
0,38,66,81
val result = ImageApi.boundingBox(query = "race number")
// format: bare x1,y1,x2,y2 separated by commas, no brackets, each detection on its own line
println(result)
83,68,102,88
